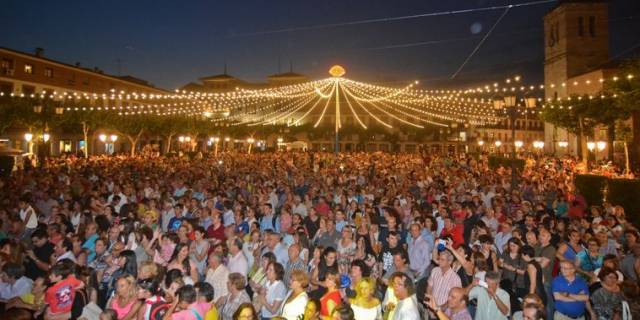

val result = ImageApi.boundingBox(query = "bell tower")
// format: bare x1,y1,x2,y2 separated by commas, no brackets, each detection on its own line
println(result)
543,0,609,153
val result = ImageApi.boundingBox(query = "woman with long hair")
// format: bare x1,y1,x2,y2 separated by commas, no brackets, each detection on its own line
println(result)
520,245,546,304
232,303,258,320
107,274,142,320
499,238,526,296
319,270,342,320
254,262,286,319
167,242,199,283
311,247,338,297
349,277,381,320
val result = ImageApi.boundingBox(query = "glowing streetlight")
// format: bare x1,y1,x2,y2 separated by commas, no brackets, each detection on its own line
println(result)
587,142,596,151
558,141,568,148
494,140,502,147
24,133,33,142
178,136,185,143
247,138,255,154
596,141,606,151
477,140,484,146
109,135,118,142
42,133,50,143
514,140,523,148
99,134,107,142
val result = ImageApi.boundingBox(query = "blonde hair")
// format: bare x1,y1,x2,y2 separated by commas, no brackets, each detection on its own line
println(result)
116,274,137,299
290,269,309,288
140,210,159,222
355,277,376,298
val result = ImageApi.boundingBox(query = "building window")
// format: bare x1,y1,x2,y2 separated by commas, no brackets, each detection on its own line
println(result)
24,64,34,74
578,16,585,37
1,58,13,70
589,16,596,37
44,68,53,78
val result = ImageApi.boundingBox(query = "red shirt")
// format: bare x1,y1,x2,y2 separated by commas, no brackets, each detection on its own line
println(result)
206,224,225,242
441,224,465,248
45,275,82,314
320,290,342,316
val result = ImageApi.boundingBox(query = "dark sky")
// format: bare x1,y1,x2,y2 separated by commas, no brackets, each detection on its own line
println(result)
2,0,639,90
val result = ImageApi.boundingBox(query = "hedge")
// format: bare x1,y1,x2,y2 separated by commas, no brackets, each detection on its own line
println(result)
574,174,607,206
607,178,640,227
487,156,526,172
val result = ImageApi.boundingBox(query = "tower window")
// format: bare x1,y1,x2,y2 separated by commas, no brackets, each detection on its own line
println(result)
578,17,584,37
589,16,596,37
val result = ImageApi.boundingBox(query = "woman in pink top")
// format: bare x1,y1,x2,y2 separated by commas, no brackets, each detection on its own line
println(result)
108,275,141,320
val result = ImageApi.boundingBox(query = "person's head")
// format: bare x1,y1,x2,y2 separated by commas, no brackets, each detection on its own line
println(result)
538,228,551,245
387,231,399,248
507,237,523,254
138,260,159,281
522,303,545,320
30,229,49,248
324,270,340,290
485,271,501,292
176,285,197,309
350,259,370,278
194,281,215,303
586,238,600,254
49,260,74,283
208,252,223,268
390,272,414,299
194,226,206,241
559,260,576,278
136,278,159,299
289,269,309,291
355,277,376,299
54,238,73,256
446,287,468,310
118,250,138,278
227,272,246,292
229,238,243,255
598,267,619,286
330,304,355,320
438,250,454,269
115,274,137,299
303,299,321,320
520,245,536,261
322,247,337,266
288,243,301,261
1,262,25,284
392,251,408,269
521,293,543,307
233,303,258,320
266,262,284,282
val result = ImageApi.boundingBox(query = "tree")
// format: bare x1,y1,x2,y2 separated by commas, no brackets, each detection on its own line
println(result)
615,121,632,175
104,113,148,156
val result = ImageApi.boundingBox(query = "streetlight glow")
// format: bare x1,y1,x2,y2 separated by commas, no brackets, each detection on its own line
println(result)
24,133,33,142
596,141,606,151
514,140,523,148
99,134,107,142
494,140,502,147
587,142,596,151
109,135,118,142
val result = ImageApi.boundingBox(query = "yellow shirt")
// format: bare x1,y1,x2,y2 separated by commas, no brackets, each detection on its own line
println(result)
205,305,219,320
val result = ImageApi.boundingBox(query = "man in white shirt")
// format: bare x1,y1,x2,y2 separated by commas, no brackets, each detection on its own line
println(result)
18,196,38,238
205,252,229,304
227,238,248,279
467,271,510,320
0,263,33,301
390,272,421,320
54,238,77,263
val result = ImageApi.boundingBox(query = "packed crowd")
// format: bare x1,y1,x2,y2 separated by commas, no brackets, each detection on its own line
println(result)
0,151,638,320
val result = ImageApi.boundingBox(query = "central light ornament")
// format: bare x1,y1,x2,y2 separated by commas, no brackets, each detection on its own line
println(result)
329,65,346,77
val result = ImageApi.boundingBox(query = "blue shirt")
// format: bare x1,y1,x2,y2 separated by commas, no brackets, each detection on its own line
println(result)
260,214,280,233
82,234,99,263
552,275,589,318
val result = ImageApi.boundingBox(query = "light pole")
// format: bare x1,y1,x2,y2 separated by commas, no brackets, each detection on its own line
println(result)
99,134,108,154
247,138,255,154
24,133,34,154
477,140,484,153
277,137,284,151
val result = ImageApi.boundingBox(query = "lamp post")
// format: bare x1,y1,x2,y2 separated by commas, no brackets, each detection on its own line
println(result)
247,138,255,154
477,140,484,153
493,82,537,190
277,137,284,151
24,133,34,154
99,134,108,154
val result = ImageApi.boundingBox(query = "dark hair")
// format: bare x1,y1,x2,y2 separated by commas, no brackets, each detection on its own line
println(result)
177,285,197,304
350,259,371,277
60,238,73,252
137,226,154,242
478,234,494,244
261,252,277,266
597,267,618,282
331,304,355,320
165,269,183,288
169,243,192,276
520,245,536,258
31,229,48,240
119,250,138,278
194,281,214,302
51,261,74,278
2,262,25,279
269,262,285,281
137,278,160,295
194,226,206,235
232,303,257,320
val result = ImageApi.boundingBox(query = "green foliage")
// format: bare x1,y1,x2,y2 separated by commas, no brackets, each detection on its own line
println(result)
607,178,640,227
574,174,608,206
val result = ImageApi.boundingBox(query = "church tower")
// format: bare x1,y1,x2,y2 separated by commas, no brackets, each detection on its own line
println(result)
543,0,609,153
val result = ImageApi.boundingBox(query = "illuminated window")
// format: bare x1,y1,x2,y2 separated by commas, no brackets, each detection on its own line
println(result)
44,68,53,78
24,64,34,74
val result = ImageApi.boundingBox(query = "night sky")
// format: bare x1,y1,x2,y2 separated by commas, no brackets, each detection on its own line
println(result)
2,0,639,90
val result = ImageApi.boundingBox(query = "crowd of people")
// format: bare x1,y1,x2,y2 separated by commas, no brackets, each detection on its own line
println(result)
0,151,638,320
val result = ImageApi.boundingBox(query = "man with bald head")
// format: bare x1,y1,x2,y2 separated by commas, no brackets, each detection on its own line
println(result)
426,287,472,320
284,243,305,288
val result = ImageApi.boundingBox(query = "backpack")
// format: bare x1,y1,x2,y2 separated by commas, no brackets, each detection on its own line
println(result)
149,302,171,320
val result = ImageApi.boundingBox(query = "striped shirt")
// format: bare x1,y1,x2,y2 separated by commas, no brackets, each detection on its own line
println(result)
428,267,461,306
